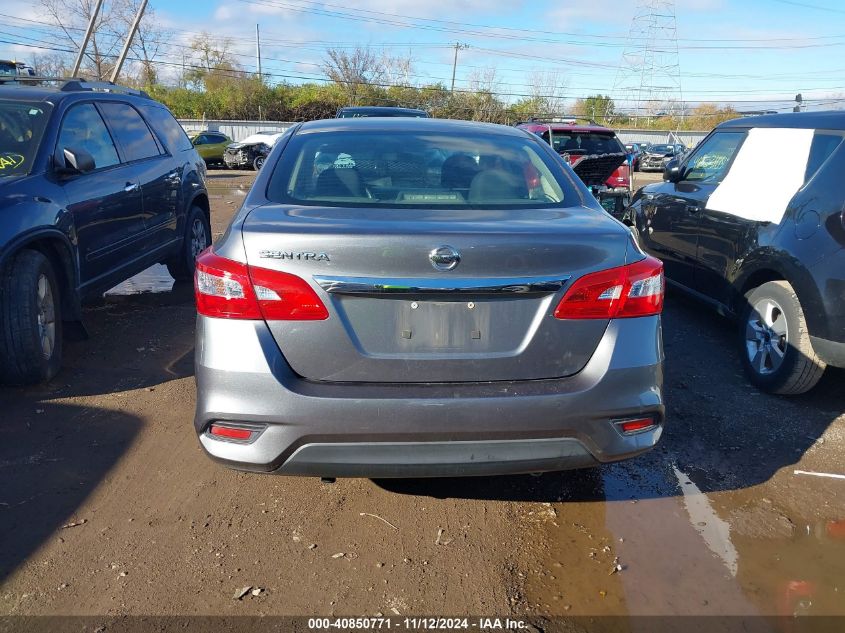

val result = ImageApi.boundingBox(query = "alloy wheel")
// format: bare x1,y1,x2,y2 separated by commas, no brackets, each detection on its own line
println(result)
36,273,56,360
745,297,788,375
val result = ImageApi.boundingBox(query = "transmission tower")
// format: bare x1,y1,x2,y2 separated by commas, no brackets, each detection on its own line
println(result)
609,0,684,125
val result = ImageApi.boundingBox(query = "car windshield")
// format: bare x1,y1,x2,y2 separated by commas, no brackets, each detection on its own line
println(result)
267,130,573,208
539,130,624,156
649,144,673,153
0,100,51,178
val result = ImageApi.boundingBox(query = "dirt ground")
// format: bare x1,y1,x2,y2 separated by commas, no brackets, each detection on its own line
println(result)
1,170,843,622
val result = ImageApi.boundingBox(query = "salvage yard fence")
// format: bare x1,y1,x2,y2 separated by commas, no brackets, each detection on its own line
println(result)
177,119,710,148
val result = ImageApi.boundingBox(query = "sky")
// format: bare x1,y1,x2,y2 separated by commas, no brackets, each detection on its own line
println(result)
2,0,845,113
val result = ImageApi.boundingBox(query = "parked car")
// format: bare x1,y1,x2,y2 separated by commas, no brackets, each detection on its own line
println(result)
625,111,845,394
0,79,211,385
639,143,687,171
625,142,644,171
515,119,631,215
335,106,429,118
223,131,284,170
189,130,232,167
0,60,35,79
193,117,665,477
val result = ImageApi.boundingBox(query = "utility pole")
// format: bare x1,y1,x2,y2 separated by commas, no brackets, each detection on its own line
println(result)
110,0,148,82
450,42,469,93
71,0,104,77
256,24,262,80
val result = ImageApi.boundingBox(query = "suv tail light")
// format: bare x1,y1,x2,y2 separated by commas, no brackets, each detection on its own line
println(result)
195,249,329,320
554,256,664,319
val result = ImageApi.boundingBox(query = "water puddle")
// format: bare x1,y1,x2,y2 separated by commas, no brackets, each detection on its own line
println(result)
104,264,175,296
525,459,845,618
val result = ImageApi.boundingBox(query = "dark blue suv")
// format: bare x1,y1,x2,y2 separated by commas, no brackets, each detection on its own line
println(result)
0,80,211,384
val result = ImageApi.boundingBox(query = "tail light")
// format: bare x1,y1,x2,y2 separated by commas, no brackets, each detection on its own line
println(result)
613,163,630,186
554,256,664,319
195,249,329,320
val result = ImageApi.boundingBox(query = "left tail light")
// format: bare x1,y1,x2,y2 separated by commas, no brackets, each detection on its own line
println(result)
554,256,664,319
194,249,329,320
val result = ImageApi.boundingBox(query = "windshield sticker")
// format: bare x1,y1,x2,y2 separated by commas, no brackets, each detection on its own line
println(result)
0,153,25,171
707,127,814,223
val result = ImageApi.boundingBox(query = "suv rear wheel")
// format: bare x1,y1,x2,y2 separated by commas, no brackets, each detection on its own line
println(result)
0,249,63,385
167,205,211,281
740,280,826,394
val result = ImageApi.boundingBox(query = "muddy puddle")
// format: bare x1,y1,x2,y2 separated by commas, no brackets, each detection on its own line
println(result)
525,460,845,619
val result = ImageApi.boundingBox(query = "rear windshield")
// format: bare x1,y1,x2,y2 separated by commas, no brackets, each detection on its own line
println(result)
337,110,427,118
0,99,52,178
266,131,576,208
539,131,625,156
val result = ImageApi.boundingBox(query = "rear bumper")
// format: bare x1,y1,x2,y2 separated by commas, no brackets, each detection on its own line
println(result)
194,315,665,477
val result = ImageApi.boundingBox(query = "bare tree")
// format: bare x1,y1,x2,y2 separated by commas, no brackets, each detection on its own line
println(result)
38,0,168,81
322,47,385,104
29,52,71,78
121,0,171,85
186,32,242,90
380,49,415,87
528,70,568,116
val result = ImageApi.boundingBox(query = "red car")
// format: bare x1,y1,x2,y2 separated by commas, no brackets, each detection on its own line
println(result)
515,119,631,213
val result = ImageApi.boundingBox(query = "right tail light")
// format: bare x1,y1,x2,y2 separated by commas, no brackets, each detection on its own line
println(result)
554,256,664,319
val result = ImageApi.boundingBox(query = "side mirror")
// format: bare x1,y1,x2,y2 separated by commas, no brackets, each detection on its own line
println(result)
663,158,682,182
55,147,95,176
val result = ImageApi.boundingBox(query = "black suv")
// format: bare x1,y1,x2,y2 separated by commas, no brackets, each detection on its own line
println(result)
0,80,211,384
626,111,845,394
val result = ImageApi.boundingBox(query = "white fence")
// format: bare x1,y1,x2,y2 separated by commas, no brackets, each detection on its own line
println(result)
178,119,295,142
177,119,711,147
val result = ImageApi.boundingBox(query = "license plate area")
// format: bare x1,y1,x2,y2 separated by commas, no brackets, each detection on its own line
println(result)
399,299,489,350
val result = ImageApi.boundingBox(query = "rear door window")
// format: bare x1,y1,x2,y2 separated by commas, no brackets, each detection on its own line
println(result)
57,103,119,170
683,131,745,183
804,132,842,183
138,104,193,153
98,103,160,162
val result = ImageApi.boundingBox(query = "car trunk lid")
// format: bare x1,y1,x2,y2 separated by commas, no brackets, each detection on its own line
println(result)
241,204,629,383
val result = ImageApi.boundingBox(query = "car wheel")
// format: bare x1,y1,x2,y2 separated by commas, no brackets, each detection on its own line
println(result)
167,205,212,281
0,249,63,385
739,280,826,395
253,156,266,170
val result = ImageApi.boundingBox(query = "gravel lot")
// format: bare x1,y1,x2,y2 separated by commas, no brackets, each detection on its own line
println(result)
1,169,843,620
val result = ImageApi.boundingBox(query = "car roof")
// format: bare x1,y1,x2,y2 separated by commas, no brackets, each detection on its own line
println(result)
297,117,529,137
516,122,617,135
337,106,427,115
718,110,845,130
0,83,154,108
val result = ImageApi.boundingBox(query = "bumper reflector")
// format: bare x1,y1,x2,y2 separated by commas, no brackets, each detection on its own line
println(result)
616,417,657,435
209,423,256,441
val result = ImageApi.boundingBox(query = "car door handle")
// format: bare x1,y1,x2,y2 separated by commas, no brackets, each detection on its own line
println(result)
124,182,139,193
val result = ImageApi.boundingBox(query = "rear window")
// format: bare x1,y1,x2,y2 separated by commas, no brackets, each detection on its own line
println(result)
266,131,575,208
99,102,160,162
539,131,624,156
137,104,194,153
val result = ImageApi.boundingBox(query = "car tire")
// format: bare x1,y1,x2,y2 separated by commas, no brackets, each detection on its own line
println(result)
166,205,212,281
0,249,63,385
253,156,266,170
739,280,826,395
